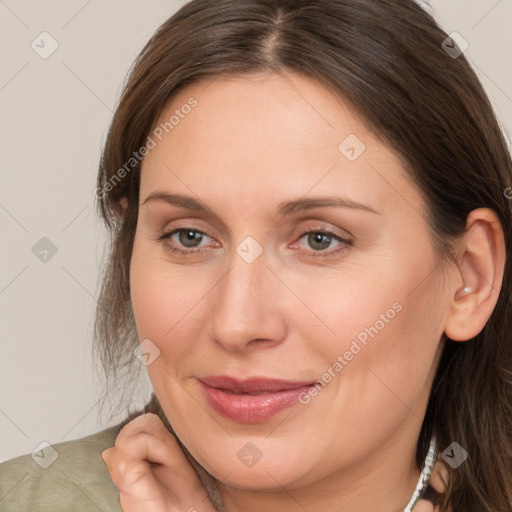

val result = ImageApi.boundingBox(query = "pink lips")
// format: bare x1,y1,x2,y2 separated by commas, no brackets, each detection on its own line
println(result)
198,376,315,423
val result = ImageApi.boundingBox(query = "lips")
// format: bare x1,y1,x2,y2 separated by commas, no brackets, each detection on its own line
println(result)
200,376,315,393
198,376,316,423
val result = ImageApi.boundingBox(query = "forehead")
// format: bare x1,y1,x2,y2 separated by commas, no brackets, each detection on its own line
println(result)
149,72,368,161
139,72,424,218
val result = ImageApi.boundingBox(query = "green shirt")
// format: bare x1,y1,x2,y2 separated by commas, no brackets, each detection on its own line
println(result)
0,424,124,511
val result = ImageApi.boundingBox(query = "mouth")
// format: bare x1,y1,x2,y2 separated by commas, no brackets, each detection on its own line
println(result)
197,376,317,423
200,375,316,393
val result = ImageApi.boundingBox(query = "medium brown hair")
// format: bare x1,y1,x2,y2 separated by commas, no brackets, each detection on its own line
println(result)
94,1,512,510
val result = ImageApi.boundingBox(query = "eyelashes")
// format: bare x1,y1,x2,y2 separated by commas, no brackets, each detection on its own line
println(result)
293,228,352,258
156,228,213,256
153,226,353,259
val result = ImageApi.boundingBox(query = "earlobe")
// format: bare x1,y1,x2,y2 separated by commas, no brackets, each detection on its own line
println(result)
444,208,506,342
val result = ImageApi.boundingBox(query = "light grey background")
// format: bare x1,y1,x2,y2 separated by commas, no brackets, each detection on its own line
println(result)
1,0,511,462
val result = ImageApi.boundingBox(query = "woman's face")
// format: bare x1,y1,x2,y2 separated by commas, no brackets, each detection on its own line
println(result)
130,72,455,492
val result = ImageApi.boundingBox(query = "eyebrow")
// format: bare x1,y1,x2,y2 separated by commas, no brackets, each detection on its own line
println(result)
141,192,380,215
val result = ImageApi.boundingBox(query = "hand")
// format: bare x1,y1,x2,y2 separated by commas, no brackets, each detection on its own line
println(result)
102,413,218,512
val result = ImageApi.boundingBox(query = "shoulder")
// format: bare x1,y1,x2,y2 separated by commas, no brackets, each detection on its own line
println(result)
0,424,124,512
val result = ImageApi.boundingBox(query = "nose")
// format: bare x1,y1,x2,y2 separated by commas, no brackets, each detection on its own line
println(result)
209,248,287,353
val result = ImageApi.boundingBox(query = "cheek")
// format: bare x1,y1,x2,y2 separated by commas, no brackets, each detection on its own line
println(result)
329,272,445,424
308,247,446,419
129,241,208,423
129,237,218,368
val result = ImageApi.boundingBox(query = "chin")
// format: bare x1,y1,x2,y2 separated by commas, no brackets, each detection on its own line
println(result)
218,466,306,492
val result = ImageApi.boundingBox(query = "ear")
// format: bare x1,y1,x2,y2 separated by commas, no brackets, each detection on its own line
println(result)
112,197,129,218
444,208,506,342
119,197,128,214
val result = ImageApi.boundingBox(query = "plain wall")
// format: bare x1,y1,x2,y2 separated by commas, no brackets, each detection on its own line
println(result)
1,0,511,462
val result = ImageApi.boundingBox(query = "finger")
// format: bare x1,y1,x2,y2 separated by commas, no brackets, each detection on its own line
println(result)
102,447,170,512
114,414,204,490
102,445,215,512
108,413,217,511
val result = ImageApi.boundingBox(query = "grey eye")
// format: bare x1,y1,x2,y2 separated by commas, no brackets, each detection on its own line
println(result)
304,232,336,251
176,229,204,248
